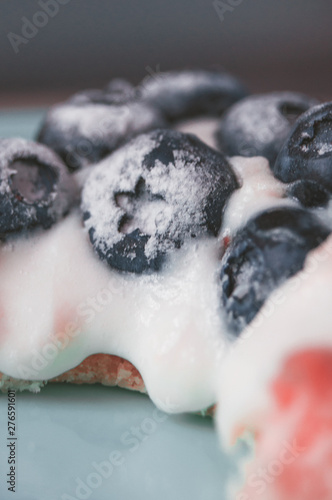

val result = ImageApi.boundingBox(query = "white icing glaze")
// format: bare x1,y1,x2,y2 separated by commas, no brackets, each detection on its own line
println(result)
0,146,309,413
0,212,227,412
216,235,332,446
222,155,292,235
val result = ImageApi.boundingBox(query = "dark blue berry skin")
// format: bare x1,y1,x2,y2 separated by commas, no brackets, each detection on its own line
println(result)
37,81,166,172
82,129,239,274
0,138,76,237
273,102,332,192
138,69,248,122
220,207,330,336
88,225,164,274
216,92,318,164
287,179,330,209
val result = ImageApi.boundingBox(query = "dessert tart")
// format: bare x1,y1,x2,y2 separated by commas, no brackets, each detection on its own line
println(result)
0,69,331,497
0,69,251,414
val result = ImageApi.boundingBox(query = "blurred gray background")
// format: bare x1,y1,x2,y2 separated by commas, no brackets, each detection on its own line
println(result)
0,0,331,107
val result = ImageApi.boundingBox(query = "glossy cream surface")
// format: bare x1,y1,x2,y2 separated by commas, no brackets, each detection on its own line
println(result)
0,122,304,413
0,211,228,412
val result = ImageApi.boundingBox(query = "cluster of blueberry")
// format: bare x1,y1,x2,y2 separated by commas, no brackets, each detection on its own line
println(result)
219,97,332,335
1,69,331,336
37,70,247,171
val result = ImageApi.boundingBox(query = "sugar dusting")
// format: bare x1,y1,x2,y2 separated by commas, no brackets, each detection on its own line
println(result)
82,129,235,263
38,100,166,170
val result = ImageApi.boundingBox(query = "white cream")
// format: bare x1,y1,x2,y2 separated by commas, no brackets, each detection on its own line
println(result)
175,117,219,150
0,152,310,413
0,212,227,413
222,155,292,235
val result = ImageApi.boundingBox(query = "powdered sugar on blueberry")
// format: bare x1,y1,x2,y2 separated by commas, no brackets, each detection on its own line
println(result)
82,128,238,273
37,97,166,171
0,138,77,237
216,92,318,163
139,69,248,122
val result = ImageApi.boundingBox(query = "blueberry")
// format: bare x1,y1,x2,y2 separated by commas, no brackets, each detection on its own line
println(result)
220,206,330,336
138,69,248,122
287,179,330,208
103,78,136,103
68,89,120,106
70,79,136,106
37,86,166,171
216,92,318,163
82,129,238,273
273,102,332,191
0,138,76,237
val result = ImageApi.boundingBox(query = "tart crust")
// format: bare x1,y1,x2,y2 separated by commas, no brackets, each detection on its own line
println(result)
0,353,146,393
0,353,215,415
